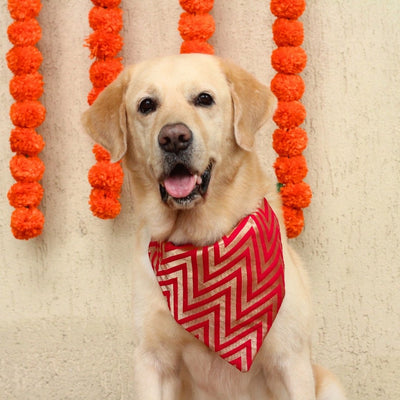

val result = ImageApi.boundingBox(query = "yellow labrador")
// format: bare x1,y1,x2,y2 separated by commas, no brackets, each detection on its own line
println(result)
82,54,345,400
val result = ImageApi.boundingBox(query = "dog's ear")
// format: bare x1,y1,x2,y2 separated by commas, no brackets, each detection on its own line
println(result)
219,58,275,151
81,68,131,162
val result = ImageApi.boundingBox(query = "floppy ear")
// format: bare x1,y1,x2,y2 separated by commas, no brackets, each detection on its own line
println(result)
81,68,131,162
218,58,276,151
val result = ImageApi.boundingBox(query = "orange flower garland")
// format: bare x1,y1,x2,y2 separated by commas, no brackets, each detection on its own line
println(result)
4,0,310,239
178,0,215,54
6,0,46,240
270,0,312,238
85,0,124,219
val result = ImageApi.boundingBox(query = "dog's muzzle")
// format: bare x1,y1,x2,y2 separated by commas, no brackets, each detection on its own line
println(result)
157,123,213,207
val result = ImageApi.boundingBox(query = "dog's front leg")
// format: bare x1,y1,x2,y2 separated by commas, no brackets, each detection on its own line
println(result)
133,349,162,399
265,352,316,400
133,346,183,400
131,283,184,399
130,228,186,399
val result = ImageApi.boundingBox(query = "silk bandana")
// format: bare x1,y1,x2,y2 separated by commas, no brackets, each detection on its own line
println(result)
148,198,285,372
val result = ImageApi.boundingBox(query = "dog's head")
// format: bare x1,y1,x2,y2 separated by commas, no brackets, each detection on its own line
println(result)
82,54,275,237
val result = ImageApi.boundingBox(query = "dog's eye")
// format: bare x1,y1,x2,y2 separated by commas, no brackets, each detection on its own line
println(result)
138,98,157,115
195,92,214,107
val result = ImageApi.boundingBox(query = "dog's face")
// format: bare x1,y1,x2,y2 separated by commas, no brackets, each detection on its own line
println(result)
83,54,274,235
122,55,234,210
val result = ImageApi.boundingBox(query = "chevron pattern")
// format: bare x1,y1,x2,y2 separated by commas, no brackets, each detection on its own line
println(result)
148,199,285,372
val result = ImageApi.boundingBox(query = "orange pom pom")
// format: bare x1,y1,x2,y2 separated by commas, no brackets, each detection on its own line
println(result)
9,72,44,101
8,181,44,208
86,31,123,60
280,182,312,209
273,18,303,47
181,40,214,54
92,144,111,162
274,155,308,184
89,6,123,33
10,127,45,155
6,46,43,75
10,154,45,182
282,206,304,238
271,46,307,74
87,86,104,105
179,12,215,41
88,161,124,191
91,0,121,7
89,58,123,88
10,100,46,128
8,0,42,21
270,0,306,19
10,207,44,240
271,73,305,102
179,0,214,14
7,19,42,46
89,189,121,219
273,101,306,129
273,127,307,157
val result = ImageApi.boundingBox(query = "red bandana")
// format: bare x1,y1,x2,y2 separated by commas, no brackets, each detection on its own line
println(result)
148,199,285,372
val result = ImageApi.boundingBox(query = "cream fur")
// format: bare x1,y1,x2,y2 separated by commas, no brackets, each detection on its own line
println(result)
82,54,346,400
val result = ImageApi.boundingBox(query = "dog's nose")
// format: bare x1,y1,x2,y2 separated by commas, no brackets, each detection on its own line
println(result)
158,123,192,153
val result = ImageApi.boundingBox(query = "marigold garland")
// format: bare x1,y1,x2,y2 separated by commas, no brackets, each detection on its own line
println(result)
270,0,311,238
6,0,46,240
178,0,215,54
85,0,215,220
3,2,312,240
85,0,124,219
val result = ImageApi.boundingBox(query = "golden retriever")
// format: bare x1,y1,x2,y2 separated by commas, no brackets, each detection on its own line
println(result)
82,54,346,400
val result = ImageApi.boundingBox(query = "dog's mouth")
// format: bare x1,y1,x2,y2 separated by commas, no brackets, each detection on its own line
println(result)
159,162,213,208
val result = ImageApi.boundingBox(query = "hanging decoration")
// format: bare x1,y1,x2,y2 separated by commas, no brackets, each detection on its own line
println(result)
178,0,215,54
4,0,310,238
85,0,124,219
6,0,46,240
270,0,312,238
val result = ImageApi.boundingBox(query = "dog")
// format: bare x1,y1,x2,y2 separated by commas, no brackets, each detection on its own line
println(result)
82,54,346,400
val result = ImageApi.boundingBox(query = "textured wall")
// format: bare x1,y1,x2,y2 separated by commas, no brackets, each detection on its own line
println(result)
0,1,399,399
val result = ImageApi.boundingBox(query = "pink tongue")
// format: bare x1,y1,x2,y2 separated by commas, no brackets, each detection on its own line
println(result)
164,174,196,198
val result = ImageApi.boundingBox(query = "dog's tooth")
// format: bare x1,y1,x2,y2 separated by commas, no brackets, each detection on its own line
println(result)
196,175,202,185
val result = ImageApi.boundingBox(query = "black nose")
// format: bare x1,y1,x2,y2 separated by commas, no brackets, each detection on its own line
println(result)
158,123,192,153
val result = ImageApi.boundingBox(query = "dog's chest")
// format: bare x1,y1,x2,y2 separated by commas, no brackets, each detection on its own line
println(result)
148,199,285,372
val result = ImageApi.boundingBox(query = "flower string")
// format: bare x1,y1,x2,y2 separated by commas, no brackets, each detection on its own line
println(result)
6,0,46,240
5,0,309,236
270,0,312,238
85,0,124,219
178,0,215,54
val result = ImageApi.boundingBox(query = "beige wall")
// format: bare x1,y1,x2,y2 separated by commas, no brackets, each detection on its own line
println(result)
0,1,399,399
